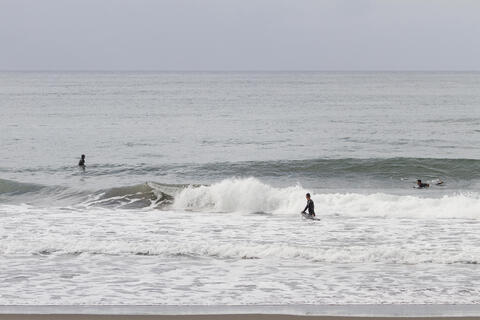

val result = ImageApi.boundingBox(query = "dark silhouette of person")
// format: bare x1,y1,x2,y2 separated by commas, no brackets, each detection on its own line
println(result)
416,179,429,188
301,193,315,217
78,154,86,169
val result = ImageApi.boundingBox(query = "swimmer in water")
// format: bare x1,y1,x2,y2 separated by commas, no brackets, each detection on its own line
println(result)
416,179,429,189
78,154,86,169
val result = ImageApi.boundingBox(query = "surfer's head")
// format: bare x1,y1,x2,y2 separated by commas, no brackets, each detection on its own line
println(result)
417,179,421,185
306,193,311,199
81,154,85,159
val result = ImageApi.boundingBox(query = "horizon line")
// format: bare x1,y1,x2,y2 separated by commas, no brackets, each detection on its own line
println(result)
1,69,480,73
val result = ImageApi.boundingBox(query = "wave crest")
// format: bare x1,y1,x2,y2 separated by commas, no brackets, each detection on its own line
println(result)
0,178,44,195
173,177,480,218
83,182,179,209
173,177,304,213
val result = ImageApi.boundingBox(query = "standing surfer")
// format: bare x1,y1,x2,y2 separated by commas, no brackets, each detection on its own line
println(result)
301,193,315,217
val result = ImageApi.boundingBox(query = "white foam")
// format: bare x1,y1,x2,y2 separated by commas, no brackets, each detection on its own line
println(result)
2,237,479,265
2,198,480,305
173,177,480,219
172,177,304,214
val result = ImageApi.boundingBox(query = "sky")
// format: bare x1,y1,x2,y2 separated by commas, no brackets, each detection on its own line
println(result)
1,0,479,71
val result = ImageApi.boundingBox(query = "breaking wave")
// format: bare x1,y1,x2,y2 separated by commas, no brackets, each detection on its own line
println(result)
82,182,179,209
2,176,480,218
173,177,480,219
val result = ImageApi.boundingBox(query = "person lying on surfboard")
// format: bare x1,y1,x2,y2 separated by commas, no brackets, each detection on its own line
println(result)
301,193,315,217
416,179,429,189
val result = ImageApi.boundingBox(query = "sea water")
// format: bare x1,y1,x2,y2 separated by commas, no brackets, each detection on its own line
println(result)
1,71,480,304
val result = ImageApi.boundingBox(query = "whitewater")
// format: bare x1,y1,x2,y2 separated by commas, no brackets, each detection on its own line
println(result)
1,71,480,305
2,177,480,304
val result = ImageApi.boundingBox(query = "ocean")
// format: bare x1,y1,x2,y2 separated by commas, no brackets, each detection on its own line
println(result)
1,71,480,305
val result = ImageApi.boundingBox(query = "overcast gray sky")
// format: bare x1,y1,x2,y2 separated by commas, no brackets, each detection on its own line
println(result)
1,0,479,71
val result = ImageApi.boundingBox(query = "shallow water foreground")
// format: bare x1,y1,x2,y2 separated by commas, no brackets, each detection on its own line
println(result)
1,197,480,305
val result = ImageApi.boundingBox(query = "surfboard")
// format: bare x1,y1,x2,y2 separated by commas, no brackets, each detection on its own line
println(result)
301,212,320,221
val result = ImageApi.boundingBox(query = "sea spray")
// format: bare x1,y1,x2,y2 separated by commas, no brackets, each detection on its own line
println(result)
173,177,480,218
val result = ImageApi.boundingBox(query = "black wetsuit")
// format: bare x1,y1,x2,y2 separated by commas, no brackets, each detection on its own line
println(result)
79,159,85,167
302,199,315,216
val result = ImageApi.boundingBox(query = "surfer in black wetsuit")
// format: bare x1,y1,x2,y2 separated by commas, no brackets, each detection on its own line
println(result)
78,154,86,169
301,193,315,217
416,179,429,189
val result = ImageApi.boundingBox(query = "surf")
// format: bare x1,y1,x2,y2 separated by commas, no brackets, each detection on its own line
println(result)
173,177,480,219
2,176,480,219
